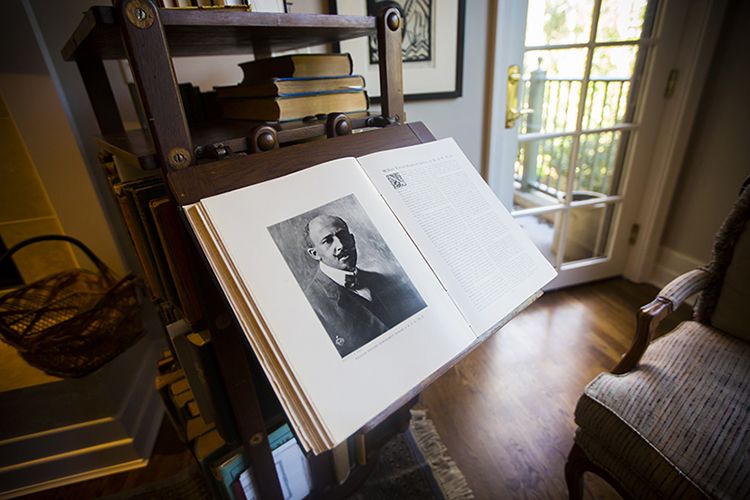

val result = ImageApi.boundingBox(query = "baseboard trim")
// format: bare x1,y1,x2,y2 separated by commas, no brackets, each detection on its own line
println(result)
650,246,704,291
0,458,147,498
0,438,134,475
0,417,115,447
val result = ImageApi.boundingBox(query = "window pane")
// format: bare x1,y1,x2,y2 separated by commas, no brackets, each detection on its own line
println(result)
591,45,638,79
524,49,587,80
525,0,595,46
583,46,638,128
521,49,587,133
574,131,623,195
515,135,575,198
596,0,650,42
560,203,616,263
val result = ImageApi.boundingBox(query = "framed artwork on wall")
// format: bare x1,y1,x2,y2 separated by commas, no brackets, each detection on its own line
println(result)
329,0,465,101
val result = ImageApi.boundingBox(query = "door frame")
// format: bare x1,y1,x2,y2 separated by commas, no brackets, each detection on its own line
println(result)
483,0,529,210
483,0,728,287
622,0,728,283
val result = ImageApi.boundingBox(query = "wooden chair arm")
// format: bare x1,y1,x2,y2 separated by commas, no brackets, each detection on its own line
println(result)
611,268,710,375
612,297,672,374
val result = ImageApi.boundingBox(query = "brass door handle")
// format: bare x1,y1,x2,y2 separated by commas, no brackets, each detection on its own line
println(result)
505,65,533,128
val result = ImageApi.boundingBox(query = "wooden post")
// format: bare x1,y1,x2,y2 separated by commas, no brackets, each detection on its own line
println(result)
376,5,404,124
198,268,285,500
76,58,124,136
115,0,193,175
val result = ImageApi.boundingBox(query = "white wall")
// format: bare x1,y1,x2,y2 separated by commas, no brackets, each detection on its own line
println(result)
405,0,489,169
0,0,127,274
13,0,142,272
653,0,750,286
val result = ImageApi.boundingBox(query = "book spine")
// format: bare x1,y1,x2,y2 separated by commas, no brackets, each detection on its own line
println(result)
114,190,165,299
150,197,206,325
130,185,181,308
219,88,365,99
186,330,239,443
239,57,290,85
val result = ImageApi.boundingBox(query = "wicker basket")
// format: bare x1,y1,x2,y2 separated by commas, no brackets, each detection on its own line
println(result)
0,235,143,377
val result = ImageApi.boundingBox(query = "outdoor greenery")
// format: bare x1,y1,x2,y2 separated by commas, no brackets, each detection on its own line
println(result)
516,0,648,197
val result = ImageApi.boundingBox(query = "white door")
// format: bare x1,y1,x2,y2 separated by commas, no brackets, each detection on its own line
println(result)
486,0,713,288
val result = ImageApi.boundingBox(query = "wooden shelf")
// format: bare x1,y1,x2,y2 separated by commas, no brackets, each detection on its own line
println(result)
62,6,375,61
168,122,434,205
96,113,375,170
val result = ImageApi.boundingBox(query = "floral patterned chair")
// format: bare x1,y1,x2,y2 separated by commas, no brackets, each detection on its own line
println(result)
566,176,750,499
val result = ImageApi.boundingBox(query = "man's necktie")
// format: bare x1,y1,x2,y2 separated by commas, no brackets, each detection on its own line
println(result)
344,273,358,290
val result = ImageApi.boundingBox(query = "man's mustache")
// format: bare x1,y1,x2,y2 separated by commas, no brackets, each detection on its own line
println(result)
335,246,355,259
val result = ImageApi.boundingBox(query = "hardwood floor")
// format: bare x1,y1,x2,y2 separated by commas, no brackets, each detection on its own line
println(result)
421,277,691,499
18,278,691,499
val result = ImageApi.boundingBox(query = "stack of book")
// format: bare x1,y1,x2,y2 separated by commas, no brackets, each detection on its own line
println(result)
101,154,207,325
215,53,368,122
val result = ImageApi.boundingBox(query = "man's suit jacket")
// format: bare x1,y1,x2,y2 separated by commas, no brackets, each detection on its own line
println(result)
303,268,426,357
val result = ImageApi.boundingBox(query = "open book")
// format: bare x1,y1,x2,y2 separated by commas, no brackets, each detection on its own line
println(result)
184,138,556,454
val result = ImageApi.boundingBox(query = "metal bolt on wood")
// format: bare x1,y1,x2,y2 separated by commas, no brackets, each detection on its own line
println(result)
387,12,400,31
125,0,155,29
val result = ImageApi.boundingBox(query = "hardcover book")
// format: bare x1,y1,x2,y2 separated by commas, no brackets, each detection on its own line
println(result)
218,90,368,122
150,196,206,324
214,75,366,99
128,183,180,306
239,54,353,85
113,178,166,300
184,139,556,454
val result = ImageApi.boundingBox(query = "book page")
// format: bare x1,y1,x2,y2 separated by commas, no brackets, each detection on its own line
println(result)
197,158,476,448
358,138,557,334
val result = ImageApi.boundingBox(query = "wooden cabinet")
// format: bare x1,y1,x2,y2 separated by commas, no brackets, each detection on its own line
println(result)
64,2,430,498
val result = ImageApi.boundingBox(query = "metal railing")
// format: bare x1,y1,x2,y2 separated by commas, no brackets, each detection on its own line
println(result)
514,71,631,198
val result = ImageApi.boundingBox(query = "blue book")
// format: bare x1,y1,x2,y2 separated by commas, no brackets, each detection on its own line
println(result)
215,75,365,99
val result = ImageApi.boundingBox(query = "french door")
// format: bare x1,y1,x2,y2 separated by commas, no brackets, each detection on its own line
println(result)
487,0,669,288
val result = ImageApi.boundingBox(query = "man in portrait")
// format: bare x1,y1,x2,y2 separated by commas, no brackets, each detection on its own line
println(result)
303,214,426,357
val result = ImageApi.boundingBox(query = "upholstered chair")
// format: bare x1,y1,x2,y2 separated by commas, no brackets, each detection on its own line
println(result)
566,176,750,499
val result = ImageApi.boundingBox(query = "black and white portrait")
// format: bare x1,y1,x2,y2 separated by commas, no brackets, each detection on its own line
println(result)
267,195,427,358
367,0,433,64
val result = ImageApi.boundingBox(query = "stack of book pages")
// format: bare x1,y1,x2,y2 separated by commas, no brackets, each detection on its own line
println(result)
184,139,556,454
215,53,368,122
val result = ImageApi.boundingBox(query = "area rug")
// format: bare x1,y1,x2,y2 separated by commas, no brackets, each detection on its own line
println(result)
351,409,475,500
103,410,473,499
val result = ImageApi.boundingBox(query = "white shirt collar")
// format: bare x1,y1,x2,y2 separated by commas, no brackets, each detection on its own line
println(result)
319,262,356,288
